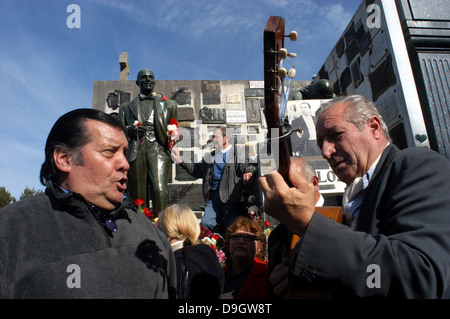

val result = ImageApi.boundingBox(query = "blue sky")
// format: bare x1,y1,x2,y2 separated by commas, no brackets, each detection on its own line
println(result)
0,0,361,199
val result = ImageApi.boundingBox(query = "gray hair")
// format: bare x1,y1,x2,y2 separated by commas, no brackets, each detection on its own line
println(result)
316,95,392,142
291,157,316,182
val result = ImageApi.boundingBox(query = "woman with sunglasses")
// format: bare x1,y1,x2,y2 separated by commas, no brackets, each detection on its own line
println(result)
223,216,269,299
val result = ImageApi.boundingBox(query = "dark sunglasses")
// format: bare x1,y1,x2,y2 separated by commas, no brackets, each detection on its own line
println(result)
230,234,262,242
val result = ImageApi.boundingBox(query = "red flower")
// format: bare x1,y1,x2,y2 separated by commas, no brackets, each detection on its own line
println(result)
264,220,270,228
169,118,178,127
162,96,168,101
143,207,154,219
200,225,213,239
133,198,145,207
212,234,219,241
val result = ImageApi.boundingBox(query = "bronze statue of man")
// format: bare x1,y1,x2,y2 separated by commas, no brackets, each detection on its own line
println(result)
118,69,178,216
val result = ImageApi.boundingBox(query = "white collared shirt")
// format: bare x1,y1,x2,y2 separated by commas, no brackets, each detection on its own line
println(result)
343,145,389,229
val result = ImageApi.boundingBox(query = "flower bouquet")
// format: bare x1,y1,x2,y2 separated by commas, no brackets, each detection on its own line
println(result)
199,225,227,267
167,118,179,150
133,198,157,223
132,120,145,144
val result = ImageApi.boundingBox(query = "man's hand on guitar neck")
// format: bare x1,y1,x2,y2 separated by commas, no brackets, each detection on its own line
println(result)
258,160,315,236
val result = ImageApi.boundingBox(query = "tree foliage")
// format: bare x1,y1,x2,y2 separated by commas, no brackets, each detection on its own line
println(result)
0,186,16,209
0,186,44,209
20,186,44,200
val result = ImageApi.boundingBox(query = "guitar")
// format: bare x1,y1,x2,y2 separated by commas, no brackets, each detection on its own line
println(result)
263,16,343,298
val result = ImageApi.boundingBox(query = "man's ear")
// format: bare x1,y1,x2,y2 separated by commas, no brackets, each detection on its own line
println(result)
311,175,319,190
368,116,383,139
53,148,73,174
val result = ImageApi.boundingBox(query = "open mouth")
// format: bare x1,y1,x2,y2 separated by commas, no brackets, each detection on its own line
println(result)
117,177,128,192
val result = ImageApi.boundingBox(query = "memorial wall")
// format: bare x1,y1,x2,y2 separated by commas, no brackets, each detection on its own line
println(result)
92,54,345,211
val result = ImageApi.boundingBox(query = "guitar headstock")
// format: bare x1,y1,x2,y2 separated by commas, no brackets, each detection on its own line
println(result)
264,16,285,131
263,16,297,129
263,16,297,175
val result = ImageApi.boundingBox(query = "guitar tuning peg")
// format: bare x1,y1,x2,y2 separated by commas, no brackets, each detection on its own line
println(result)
288,68,296,79
279,48,287,59
285,31,298,42
278,67,287,78
288,52,297,58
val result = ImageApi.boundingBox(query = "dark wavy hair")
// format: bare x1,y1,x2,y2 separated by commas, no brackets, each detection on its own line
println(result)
40,108,125,185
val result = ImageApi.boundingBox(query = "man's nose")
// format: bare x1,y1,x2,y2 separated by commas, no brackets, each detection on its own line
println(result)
118,152,130,172
321,139,335,160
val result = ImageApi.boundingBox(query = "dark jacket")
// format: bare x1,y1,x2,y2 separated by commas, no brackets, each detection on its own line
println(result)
180,145,256,206
0,181,177,298
292,145,450,298
174,243,225,299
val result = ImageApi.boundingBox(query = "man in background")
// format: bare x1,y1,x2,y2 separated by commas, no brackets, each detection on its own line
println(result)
172,127,256,235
